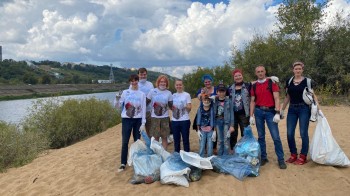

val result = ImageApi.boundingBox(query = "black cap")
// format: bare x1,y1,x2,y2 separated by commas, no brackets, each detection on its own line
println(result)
217,84,227,91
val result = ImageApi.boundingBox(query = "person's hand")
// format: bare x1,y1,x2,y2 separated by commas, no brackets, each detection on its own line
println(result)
249,116,255,126
318,110,324,118
201,88,206,94
197,131,202,140
212,131,216,142
280,110,285,119
273,114,280,123
270,76,279,83
139,124,146,133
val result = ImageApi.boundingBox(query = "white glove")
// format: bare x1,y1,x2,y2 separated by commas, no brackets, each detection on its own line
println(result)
280,110,285,119
209,95,216,103
318,110,324,118
273,114,280,123
212,131,216,142
226,130,231,139
139,124,146,133
249,116,255,126
270,76,279,83
197,131,202,140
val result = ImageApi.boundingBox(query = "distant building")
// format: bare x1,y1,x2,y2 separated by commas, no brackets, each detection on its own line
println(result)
97,80,113,84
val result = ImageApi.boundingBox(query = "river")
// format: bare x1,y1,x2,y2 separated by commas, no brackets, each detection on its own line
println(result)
0,91,118,124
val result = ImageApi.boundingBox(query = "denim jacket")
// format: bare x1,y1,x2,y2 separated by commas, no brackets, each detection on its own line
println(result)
229,82,251,117
196,103,215,128
213,97,234,127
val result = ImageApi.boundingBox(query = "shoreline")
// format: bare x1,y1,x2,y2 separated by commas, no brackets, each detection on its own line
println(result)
0,83,128,101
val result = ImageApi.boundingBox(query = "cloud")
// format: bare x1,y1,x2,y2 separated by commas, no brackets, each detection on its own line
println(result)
0,0,349,78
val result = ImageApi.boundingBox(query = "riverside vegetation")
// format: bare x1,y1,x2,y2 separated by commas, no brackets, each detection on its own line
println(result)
0,98,120,172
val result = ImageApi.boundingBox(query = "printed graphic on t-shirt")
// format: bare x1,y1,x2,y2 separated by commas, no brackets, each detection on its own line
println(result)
217,100,225,118
172,98,186,120
234,91,243,111
152,92,170,116
124,96,142,118
200,108,211,126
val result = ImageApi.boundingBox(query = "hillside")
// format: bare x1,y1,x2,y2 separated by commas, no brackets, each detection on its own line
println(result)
0,59,170,85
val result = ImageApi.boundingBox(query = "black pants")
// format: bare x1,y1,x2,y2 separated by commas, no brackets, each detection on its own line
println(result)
230,112,249,150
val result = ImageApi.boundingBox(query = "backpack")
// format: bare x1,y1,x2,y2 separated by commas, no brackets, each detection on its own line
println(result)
252,79,274,102
286,76,312,90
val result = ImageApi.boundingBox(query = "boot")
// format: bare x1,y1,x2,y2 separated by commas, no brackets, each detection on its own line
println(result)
294,154,307,165
286,153,298,163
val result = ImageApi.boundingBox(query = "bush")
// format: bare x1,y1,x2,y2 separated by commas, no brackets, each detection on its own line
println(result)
0,121,49,172
23,97,121,148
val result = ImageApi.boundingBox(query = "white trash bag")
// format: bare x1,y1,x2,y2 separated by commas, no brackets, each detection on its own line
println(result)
310,114,350,167
180,150,214,170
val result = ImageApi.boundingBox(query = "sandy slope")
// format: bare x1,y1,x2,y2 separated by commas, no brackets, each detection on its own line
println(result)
0,99,349,196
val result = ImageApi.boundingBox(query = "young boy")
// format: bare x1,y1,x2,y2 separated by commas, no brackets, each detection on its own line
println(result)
196,94,216,157
213,83,234,155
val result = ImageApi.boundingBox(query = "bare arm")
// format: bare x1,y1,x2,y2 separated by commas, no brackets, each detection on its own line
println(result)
281,94,290,111
250,96,256,117
186,103,192,113
273,91,280,111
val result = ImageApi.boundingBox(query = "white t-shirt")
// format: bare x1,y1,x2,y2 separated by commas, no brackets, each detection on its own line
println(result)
172,92,191,121
147,88,173,118
118,89,146,125
130,81,154,112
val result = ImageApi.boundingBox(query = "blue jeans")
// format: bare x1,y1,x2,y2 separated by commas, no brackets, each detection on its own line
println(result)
255,108,285,162
287,104,311,155
121,118,141,165
216,118,230,155
199,131,214,157
171,120,191,152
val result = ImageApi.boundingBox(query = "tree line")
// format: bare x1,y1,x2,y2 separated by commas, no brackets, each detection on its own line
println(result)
182,0,349,102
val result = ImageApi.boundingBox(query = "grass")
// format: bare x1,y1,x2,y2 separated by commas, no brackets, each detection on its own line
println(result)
0,97,121,172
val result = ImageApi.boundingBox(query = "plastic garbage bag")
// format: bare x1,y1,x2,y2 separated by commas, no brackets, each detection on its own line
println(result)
234,126,261,177
140,130,152,149
160,152,191,187
180,150,213,169
150,137,171,161
128,140,147,166
130,151,163,184
211,155,253,181
310,115,350,167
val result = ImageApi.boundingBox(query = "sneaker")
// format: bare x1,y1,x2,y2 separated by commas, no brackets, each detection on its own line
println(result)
279,161,287,169
261,158,269,166
118,164,126,172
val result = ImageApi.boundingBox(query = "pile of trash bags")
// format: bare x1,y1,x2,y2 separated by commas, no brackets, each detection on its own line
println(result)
211,126,261,180
128,126,261,186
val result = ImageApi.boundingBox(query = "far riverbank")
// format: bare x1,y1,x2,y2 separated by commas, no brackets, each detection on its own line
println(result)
0,83,128,101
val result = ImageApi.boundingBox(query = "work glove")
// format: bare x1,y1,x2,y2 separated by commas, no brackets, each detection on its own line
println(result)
249,116,255,126
139,124,146,133
226,130,231,139
270,76,280,83
197,130,202,140
212,131,216,142
273,114,280,123
280,110,285,119
318,110,324,118
209,95,216,103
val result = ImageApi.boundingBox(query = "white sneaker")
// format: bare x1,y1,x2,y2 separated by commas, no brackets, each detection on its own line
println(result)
118,164,126,172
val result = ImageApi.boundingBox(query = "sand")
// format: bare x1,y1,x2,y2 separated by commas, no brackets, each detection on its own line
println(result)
1,99,349,196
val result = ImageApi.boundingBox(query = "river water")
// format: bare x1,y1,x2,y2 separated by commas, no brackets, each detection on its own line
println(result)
0,92,118,124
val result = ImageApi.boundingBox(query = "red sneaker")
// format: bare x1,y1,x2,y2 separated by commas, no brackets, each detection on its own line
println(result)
286,154,298,163
294,154,307,165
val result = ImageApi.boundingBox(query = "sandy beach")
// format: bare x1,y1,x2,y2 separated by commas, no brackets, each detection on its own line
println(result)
0,99,349,196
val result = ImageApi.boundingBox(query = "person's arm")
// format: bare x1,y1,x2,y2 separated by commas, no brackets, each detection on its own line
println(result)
141,93,146,126
281,94,290,111
250,96,255,117
273,91,280,112
186,93,192,112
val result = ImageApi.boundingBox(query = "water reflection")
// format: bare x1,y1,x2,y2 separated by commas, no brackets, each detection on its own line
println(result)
0,92,118,124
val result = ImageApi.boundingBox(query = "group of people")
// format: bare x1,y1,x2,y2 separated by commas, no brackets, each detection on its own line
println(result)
116,62,321,172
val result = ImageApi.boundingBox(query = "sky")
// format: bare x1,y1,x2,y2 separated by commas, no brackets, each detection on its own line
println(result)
0,0,349,78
